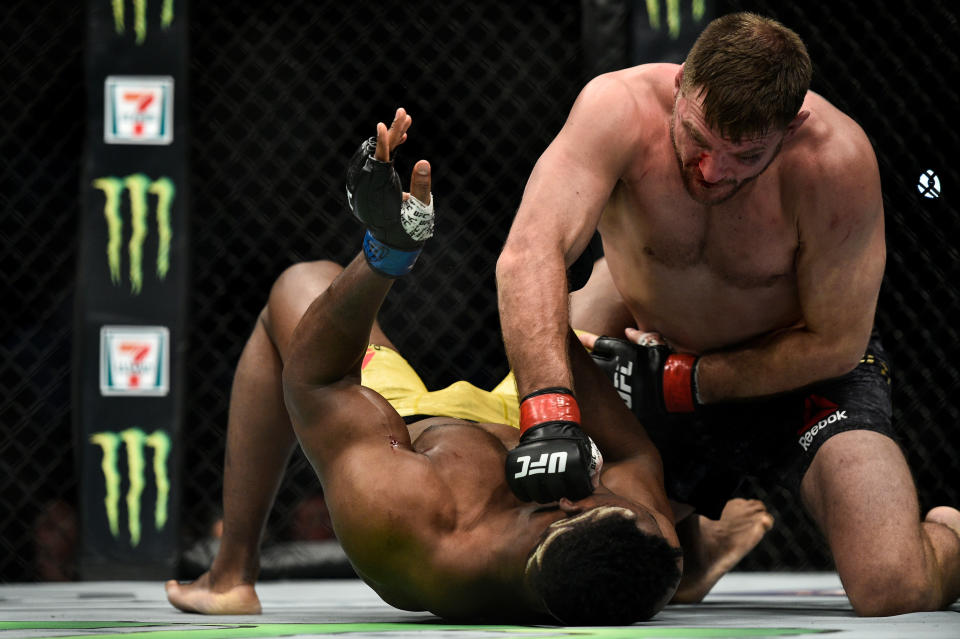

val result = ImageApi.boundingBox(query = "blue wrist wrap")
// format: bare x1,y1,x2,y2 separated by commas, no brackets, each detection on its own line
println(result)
362,230,421,277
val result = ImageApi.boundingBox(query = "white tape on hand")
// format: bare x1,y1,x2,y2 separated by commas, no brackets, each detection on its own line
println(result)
400,193,434,242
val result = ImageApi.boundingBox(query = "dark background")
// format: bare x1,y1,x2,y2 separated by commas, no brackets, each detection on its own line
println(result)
1,0,957,580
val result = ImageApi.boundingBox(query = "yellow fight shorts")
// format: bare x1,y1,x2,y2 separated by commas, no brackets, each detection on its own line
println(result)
360,344,520,428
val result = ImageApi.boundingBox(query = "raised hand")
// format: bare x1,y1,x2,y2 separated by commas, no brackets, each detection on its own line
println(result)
346,108,434,277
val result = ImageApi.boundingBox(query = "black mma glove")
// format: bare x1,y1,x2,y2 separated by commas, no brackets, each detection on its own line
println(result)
505,387,603,503
345,136,434,277
590,336,701,422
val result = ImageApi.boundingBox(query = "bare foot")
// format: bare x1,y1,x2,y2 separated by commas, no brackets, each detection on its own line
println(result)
165,571,262,614
672,498,774,603
924,506,960,609
926,506,960,537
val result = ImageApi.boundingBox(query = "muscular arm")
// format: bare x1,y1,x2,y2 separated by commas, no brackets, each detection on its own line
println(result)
696,133,885,402
497,75,640,398
282,242,449,592
568,330,669,495
568,329,660,464
281,252,400,474
281,254,390,390
281,115,449,580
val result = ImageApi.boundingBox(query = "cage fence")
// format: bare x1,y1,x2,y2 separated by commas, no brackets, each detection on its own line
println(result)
1,0,957,580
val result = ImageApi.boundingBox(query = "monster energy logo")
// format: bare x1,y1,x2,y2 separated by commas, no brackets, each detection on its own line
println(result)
111,0,174,44
89,428,171,547
92,174,175,295
645,0,706,39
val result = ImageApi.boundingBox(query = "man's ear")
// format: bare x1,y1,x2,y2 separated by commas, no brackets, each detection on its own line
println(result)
674,64,684,99
558,497,585,515
784,109,810,141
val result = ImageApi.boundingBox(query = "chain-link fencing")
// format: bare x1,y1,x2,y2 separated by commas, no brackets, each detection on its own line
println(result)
1,0,957,580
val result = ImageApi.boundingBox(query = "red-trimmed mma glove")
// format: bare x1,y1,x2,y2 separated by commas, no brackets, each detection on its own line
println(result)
589,337,700,422
345,136,434,277
505,388,603,503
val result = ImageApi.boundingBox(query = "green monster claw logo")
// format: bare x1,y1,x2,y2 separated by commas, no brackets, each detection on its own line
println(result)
111,0,175,44
89,428,171,547
645,0,706,39
92,174,175,295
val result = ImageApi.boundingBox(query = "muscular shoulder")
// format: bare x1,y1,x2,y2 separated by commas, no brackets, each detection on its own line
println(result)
579,64,675,108
784,93,879,195
566,64,675,147
780,92,882,233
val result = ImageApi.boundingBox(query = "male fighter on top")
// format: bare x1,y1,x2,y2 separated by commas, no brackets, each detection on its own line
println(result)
497,12,960,615
168,109,698,624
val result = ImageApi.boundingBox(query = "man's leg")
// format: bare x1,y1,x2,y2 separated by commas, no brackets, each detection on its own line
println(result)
801,430,960,615
167,260,396,614
568,257,636,336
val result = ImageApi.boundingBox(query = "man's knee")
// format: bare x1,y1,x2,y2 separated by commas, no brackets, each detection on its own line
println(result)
268,260,342,307
262,260,344,349
274,260,343,292
842,562,937,616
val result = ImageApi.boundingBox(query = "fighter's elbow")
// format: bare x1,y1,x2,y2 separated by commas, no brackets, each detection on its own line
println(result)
496,239,535,288
817,336,867,380
280,357,308,391
828,353,861,379
497,229,565,279
846,337,871,371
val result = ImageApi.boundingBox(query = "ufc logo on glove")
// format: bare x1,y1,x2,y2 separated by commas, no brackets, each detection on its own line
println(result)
614,361,634,409
513,452,569,478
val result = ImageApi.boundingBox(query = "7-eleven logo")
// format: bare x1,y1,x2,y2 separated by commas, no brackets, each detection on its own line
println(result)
123,92,155,136
119,342,151,387
104,76,173,145
100,325,169,396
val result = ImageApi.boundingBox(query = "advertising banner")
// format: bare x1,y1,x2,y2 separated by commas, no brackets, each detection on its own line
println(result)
76,0,188,579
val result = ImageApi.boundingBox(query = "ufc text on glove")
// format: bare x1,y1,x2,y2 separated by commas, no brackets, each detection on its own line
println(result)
505,388,603,503
589,337,700,421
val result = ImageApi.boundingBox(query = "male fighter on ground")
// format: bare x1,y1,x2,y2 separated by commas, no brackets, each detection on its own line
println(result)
496,12,960,615
167,109,719,624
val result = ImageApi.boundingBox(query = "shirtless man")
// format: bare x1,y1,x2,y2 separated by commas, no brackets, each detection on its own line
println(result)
496,12,960,615
168,110,694,624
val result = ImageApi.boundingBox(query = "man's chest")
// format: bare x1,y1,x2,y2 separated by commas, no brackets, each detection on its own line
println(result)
602,175,799,288
414,422,514,489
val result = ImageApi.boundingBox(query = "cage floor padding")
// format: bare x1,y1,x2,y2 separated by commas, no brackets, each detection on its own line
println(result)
2,573,958,638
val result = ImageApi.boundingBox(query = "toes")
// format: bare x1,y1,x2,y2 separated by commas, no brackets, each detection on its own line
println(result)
720,498,766,517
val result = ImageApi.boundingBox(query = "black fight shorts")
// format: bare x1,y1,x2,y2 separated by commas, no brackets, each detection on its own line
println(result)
645,330,894,519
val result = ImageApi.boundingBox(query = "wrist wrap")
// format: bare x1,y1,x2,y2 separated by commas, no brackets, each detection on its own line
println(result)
362,230,421,278
662,354,699,412
519,387,581,434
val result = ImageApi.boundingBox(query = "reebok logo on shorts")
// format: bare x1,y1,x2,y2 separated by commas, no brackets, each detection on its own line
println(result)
798,395,847,451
